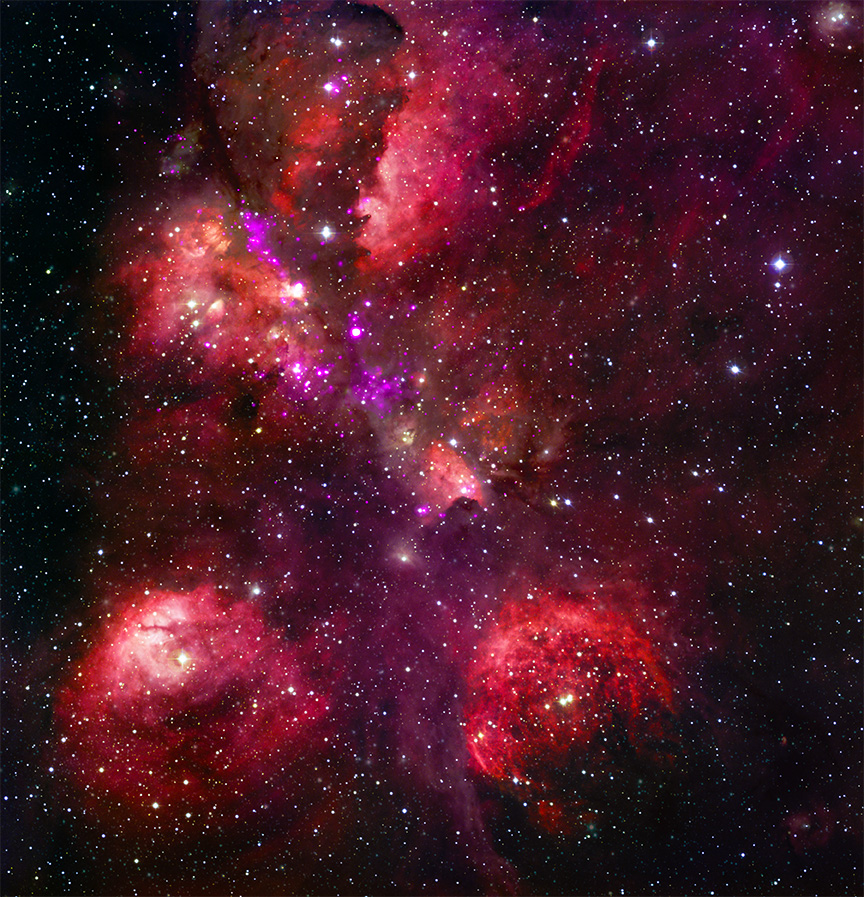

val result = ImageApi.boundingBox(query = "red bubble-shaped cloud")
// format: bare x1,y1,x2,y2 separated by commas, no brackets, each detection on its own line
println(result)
464,589,680,834
53,586,329,835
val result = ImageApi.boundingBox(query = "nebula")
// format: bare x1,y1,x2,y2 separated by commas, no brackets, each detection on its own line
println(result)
463,587,680,835
53,586,331,836
3,1,861,895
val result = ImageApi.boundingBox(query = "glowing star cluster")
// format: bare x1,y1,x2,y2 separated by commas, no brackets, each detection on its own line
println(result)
108,204,335,394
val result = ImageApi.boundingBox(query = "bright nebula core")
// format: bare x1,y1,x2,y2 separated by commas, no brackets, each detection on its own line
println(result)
2,1,861,895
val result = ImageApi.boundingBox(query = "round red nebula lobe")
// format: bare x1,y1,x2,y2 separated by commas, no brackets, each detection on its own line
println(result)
464,591,678,833
54,586,327,832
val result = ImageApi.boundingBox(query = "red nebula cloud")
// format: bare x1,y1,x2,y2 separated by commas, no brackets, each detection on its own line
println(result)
194,1,404,225
463,588,679,835
108,206,332,388
53,586,329,835
358,1,574,269
423,441,485,509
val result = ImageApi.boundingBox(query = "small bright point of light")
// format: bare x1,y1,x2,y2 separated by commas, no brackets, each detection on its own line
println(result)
330,37,343,47
177,651,190,667
152,802,160,809
559,694,574,706
320,226,333,240
729,364,741,375
408,70,416,80
646,37,657,49
647,517,654,524
772,256,788,272
323,82,335,93
550,498,559,507
350,326,363,338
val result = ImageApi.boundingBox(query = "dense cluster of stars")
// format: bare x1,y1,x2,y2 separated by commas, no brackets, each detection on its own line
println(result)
2,2,861,896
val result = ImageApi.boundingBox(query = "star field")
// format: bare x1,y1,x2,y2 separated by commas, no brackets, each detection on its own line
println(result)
2,2,862,895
